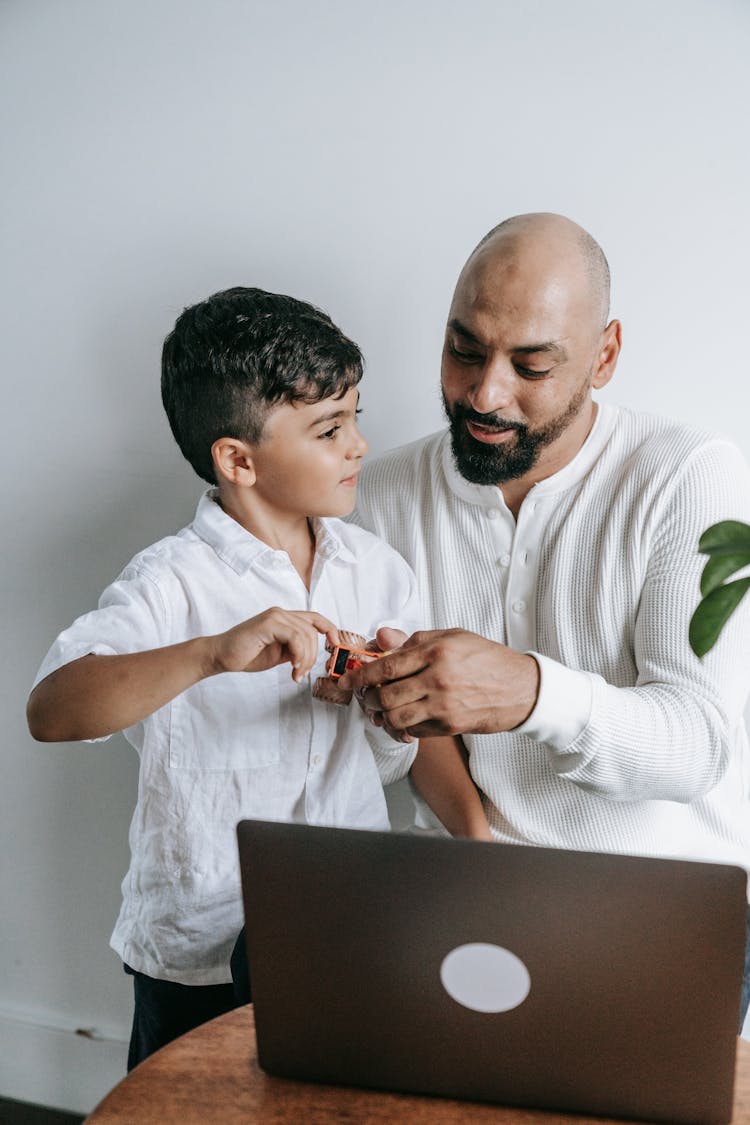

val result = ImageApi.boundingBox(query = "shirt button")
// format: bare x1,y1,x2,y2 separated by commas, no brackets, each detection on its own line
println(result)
499,553,511,567
512,599,526,613
312,755,322,767
487,509,500,520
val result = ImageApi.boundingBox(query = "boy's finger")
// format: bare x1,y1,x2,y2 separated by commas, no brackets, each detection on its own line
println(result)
305,612,339,640
289,630,318,681
310,615,340,654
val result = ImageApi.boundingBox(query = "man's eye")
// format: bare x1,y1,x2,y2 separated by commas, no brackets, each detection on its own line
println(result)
515,365,551,379
448,343,482,364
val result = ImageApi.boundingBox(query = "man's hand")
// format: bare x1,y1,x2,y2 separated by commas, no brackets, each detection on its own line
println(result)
209,608,338,682
339,628,540,739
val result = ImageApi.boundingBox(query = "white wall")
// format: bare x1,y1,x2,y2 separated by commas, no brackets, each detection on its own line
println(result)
2,0,749,1112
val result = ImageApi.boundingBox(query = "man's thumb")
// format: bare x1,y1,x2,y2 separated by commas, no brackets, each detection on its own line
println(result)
374,626,408,652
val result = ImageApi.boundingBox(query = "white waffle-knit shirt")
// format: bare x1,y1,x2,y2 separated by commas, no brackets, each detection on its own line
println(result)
355,403,750,878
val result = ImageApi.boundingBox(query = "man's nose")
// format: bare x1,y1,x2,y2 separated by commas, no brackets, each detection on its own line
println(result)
467,358,517,416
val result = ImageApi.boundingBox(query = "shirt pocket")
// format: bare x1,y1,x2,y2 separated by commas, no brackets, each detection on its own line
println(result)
168,669,281,771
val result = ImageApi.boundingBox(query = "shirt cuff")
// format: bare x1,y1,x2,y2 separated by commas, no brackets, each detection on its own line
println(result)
514,652,594,751
31,643,120,743
32,642,119,690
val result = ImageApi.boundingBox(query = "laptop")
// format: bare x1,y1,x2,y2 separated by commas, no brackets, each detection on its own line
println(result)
236,819,747,1124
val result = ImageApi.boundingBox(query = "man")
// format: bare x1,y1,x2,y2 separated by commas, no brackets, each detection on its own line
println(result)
344,213,750,1026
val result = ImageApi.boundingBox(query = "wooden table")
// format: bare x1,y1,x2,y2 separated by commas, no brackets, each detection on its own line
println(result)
85,1006,750,1124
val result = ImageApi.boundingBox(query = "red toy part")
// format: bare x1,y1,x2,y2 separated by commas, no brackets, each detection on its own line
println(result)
312,630,386,707
327,644,380,679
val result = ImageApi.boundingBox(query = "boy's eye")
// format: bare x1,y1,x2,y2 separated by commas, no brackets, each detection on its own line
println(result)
320,424,341,440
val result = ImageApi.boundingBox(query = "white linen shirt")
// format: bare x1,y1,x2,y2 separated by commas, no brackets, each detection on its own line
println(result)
355,404,750,881
33,491,419,984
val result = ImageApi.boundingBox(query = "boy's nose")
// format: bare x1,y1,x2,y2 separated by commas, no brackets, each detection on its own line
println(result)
348,430,368,459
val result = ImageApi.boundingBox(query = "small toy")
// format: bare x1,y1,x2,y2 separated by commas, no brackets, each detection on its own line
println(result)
312,630,385,706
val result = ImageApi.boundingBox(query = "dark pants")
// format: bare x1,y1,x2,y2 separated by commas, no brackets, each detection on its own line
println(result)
230,927,252,1005
124,964,240,1071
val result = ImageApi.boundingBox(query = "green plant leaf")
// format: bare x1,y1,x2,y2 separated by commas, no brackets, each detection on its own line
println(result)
689,577,750,657
700,553,750,597
698,520,750,557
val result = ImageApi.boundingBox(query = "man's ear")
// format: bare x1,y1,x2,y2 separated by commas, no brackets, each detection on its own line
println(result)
591,319,622,390
211,437,257,487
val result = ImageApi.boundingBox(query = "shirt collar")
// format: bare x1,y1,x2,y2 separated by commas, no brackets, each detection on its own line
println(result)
309,517,358,565
441,401,619,509
191,490,357,575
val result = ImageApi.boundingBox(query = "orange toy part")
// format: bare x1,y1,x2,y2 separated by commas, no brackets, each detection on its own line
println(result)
312,630,385,707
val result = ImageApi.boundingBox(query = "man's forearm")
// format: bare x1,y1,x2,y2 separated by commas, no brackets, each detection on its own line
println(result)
27,640,217,743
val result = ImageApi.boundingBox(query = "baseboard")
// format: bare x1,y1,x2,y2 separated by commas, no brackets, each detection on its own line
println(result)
0,1005,128,1116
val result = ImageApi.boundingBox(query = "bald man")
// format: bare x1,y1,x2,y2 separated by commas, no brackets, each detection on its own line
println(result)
346,213,750,1027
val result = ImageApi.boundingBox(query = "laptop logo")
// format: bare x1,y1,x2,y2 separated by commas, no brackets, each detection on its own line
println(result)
440,943,531,1013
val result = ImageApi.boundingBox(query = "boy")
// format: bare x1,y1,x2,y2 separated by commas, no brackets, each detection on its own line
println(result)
27,287,490,1069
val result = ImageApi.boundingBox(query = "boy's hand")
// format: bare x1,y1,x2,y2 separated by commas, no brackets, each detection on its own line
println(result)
27,608,339,744
209,608,338,682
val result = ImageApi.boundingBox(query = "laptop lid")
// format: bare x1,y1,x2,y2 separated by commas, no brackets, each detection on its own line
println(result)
237,820,746,1124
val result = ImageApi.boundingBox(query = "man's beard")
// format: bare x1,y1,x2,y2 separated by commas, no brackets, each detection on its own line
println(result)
442,381,590,486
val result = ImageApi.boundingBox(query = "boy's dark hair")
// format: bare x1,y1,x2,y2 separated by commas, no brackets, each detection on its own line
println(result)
161,286,364,484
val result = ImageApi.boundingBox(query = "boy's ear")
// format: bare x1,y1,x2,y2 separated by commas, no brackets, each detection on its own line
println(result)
211,437,257,487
